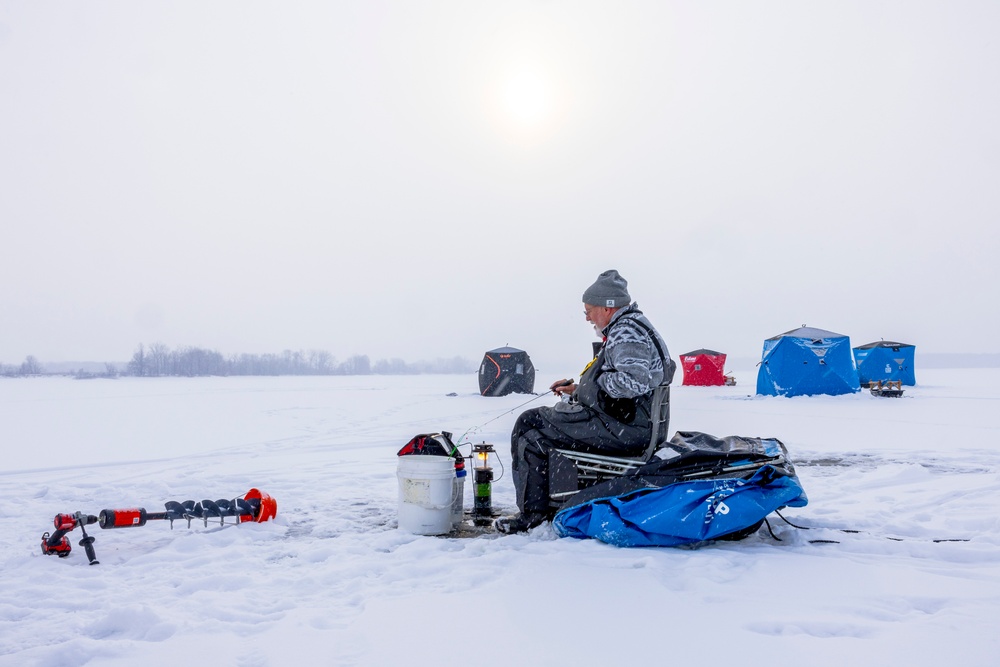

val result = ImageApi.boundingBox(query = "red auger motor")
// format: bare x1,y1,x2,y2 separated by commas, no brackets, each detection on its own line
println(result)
40,488,276,565
41,512,100,564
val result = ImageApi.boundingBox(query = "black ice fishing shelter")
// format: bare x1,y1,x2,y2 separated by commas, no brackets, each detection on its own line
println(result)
479,346,535,396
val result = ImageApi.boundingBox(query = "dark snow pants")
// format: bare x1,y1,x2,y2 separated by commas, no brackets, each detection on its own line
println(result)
510,403,650,516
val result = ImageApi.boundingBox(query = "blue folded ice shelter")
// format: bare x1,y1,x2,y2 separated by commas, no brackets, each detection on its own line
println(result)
553,431,808,547
756,326,860,397
853,340,916,386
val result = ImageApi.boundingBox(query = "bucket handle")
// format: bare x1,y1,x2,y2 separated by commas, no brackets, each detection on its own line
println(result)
404,472,462,511
418,480,460,511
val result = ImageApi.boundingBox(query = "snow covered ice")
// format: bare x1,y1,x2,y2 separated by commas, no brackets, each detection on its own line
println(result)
2,368,999,666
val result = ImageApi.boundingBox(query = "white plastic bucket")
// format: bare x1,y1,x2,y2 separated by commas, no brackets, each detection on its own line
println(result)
397,455,458,535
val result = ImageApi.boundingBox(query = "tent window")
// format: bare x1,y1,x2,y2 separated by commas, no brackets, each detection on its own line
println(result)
694,364,702,371
516,364,523,374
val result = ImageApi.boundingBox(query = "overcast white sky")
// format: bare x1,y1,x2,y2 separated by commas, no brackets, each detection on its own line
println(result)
2,1,998,373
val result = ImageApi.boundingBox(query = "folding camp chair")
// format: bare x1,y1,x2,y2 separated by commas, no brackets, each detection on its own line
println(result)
548,385,671,508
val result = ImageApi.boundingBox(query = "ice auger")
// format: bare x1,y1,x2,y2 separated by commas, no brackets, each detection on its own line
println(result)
40,488,277,565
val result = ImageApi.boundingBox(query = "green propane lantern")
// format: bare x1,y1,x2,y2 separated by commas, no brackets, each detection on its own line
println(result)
471,442,496,526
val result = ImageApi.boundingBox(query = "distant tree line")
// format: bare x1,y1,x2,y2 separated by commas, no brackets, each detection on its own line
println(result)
1,357,120,378
3,346,475,378
0,354,42,377
0,355,46,377
124,343,474,377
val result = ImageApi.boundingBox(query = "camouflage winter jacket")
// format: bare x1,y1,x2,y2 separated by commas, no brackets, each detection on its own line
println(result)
595,303,674,399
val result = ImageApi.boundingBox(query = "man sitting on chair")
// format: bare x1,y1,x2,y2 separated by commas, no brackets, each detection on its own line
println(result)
495,269,675,534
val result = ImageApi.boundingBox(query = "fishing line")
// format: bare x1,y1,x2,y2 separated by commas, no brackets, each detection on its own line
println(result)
769,510,970,544
455,379,574,447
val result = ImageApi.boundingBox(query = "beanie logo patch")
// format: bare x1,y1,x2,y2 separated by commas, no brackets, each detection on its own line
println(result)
606,299,615,307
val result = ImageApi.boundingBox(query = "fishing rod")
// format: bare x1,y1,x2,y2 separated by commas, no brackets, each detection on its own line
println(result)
456,378,574,446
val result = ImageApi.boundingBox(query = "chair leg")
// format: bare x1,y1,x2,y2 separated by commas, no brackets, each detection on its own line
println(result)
549,451,580,500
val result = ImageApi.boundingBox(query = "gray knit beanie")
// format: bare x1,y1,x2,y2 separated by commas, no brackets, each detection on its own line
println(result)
582,269,631,308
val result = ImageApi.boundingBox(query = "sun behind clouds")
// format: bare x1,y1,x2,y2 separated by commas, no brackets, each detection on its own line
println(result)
484,62,566,144
501,69,553,126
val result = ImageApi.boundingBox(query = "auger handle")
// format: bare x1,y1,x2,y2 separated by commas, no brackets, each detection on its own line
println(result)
77,517,99,565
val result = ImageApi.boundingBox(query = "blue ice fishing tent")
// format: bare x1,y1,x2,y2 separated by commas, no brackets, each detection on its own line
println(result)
756,326,860,397
853,341,916,386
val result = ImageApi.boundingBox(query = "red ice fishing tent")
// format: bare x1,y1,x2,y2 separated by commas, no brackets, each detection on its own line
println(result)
478,346,535,396
679,349,727,386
